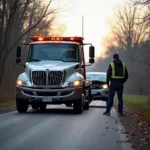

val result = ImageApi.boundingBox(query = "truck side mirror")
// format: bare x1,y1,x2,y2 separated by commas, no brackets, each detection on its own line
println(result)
16,46,21,57
89,46,95,64
89,46,95,58
16,58,21,64
89,58,94,64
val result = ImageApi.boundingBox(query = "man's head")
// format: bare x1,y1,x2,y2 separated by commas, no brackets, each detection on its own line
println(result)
113,53,119,60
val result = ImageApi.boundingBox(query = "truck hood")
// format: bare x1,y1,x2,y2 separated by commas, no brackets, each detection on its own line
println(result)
26,60,79,71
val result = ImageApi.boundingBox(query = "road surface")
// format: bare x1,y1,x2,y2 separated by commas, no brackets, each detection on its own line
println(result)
0,101,133,150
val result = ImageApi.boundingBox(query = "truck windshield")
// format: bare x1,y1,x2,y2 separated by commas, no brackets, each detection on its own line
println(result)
27,43,79,62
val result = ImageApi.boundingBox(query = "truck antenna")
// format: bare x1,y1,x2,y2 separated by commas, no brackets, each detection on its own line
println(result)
82,15,84,38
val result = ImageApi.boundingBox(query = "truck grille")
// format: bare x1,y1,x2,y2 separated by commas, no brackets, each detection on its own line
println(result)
48,71,63,86
32,71,64,86
32,71,46,85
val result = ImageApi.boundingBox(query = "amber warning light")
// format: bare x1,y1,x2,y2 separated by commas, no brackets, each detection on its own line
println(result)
30,36,84,43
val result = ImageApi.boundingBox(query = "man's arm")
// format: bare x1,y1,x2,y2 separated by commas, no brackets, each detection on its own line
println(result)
123,66,128,83
106,64,112,86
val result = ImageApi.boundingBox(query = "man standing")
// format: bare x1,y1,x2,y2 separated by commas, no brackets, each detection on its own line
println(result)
103,53,128,116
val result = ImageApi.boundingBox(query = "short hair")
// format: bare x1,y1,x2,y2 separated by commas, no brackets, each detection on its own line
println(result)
113,53,119,59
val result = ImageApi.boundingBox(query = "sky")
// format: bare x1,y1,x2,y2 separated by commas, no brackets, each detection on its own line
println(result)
49,0,126,61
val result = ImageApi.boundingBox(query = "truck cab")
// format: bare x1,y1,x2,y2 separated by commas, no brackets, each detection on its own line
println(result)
16,36,95,114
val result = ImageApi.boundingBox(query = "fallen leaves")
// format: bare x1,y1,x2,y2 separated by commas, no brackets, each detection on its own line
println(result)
121,131,130,134
131,133,136,136
131,145,136,148
117,140,130,143
115,102,150,150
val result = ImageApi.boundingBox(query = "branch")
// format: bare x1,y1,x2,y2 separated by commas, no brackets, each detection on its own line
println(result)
132,58,150,67
20,0,31,20
144,60,150,67
6,0,53,56
1,0,19,54
17,0,34,8
0,0,6,48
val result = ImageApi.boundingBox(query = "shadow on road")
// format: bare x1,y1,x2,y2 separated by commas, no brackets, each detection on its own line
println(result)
15,104,106,115
28,108,75,115
90,105,106,108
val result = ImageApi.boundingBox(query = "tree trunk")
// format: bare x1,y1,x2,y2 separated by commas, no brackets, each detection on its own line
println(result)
0,55,6,85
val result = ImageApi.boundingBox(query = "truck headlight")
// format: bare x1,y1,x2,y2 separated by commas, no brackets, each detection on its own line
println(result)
65,80,82,87
102,84,108,89
16,80,27,86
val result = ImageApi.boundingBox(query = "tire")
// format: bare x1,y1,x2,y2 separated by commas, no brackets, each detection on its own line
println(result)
84,100,89,110
84,87,90,110
88,87,92,103
16,97,28,113
73,98,83,114
31,104,39,110
40,104,47,112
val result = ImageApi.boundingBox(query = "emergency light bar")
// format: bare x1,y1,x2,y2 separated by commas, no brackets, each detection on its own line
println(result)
30,36,84,44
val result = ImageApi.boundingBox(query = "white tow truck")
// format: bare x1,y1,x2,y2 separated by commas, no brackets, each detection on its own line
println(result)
16,36,95,114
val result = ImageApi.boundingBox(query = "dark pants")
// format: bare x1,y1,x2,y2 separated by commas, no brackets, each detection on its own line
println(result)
106,81,124,113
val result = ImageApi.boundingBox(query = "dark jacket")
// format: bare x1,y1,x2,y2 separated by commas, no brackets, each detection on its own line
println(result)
106,59,128,85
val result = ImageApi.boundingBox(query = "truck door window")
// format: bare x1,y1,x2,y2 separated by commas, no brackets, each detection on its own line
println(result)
79,45,84,64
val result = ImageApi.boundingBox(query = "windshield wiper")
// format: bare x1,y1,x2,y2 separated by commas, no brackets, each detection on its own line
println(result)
50,58,65,61
30,59,42,62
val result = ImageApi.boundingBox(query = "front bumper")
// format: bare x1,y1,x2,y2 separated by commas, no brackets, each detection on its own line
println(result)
16,86,83,103
91,89,108,101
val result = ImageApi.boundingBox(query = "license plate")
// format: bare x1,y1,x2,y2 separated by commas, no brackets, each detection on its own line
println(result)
42,97,52,102
92,91,97,95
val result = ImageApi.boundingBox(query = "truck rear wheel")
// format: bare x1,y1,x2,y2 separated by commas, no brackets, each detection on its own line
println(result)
84,100,89,110
84,87,91,110
73,98,83,114
16,98,28,113
88,87,92,103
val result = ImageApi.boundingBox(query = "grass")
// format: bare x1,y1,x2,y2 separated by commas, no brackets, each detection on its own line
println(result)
0,100,15,108
124,95,150,117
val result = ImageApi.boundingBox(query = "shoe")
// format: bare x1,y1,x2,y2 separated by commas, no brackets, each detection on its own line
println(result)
103,111,110,116
119,113,124,116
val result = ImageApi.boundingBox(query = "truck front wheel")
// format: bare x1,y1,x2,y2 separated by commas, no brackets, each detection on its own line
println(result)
73,98,83,114
16,98,28,113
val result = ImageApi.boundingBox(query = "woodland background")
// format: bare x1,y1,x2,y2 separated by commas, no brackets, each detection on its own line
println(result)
0,0,150,101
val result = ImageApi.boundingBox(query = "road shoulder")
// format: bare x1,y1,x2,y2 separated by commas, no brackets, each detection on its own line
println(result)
0,101,16,114
114,101,150,150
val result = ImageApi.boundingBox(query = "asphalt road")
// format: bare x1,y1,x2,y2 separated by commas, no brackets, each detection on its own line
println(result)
0,101,133,150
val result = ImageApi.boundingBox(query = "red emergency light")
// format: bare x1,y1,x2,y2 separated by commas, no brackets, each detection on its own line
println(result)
30,36,84,44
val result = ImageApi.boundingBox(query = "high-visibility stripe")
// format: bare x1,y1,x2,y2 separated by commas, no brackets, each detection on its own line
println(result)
110,62,125,79
110,63,115,77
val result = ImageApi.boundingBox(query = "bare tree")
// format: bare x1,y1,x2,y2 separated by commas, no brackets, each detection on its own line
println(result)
0,0,59,85
132,0,150,4
23,0,57,42
131,0,150,24
108,5,149,66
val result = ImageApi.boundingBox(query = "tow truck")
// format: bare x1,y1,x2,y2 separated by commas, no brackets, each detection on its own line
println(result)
16,36,95,114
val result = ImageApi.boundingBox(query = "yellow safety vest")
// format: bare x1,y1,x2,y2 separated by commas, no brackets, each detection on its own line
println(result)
110,62,125,79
